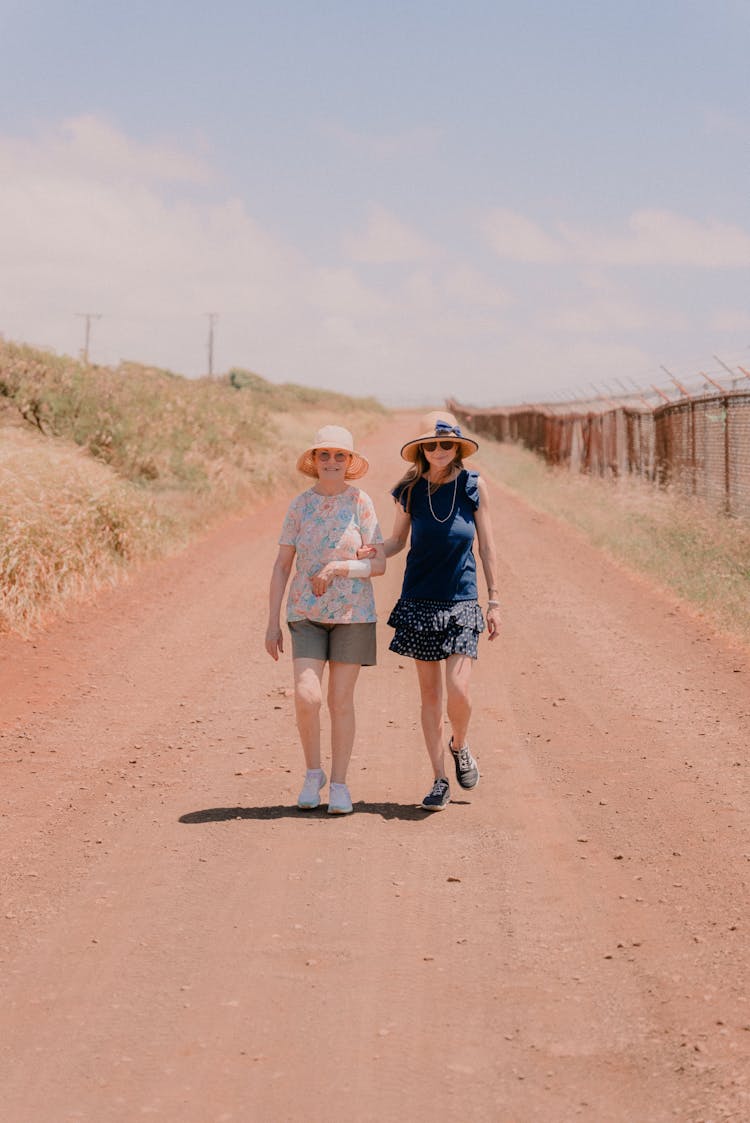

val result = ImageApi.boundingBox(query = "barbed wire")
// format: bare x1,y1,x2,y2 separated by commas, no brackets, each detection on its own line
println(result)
489,348,750,414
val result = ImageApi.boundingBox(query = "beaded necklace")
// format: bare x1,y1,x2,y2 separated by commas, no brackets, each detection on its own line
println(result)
426,473,458,523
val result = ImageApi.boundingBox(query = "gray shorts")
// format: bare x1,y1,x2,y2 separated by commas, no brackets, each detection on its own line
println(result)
288,619,377,666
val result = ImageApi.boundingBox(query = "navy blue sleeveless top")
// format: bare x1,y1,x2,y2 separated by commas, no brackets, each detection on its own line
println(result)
393,469,480,601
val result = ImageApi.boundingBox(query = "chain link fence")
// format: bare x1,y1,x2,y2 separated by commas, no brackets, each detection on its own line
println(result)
450,390,750,519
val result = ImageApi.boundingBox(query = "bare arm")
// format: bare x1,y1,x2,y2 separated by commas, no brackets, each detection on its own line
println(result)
474,476,501,640
368,542,386,576
265,544,295,660
355,503,409,564
382,503,411,558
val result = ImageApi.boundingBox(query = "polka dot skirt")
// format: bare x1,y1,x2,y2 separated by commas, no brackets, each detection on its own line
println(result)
387,598,485,662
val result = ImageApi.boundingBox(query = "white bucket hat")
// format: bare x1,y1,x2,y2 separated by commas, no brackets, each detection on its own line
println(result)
297,425,370,479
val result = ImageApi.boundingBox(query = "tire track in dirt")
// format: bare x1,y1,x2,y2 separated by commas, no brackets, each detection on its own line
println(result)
1,413,749,1122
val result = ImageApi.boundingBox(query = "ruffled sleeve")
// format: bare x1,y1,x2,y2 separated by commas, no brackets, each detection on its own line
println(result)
463,470,480,510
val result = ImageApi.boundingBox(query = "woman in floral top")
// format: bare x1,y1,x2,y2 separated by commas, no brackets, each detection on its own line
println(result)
265,425,385,814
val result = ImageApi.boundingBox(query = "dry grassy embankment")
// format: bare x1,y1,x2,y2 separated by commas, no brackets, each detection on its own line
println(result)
475,437,750,645
0,341,384,634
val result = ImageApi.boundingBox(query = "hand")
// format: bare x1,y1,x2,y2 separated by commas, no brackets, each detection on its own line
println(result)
486,605,501,641
310,562,338,596
265,624,284,660
356,544,377,559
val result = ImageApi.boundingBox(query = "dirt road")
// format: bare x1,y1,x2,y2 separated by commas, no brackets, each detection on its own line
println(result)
1,414,749,1122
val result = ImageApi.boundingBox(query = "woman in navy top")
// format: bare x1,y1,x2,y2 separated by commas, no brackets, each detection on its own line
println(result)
383,411,500,810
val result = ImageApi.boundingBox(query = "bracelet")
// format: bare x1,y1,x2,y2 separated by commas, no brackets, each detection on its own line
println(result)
487,599,500,607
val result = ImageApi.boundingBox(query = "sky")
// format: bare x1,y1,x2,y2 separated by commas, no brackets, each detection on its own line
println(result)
1,0,749,407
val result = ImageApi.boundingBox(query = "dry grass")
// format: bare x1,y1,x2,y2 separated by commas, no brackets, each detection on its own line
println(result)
474,437,750,645
0,427,170,632
0,342,383,494
0,341,385,634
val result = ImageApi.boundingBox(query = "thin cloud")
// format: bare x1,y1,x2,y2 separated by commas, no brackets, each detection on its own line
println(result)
308,267,391,318
549,296,683,335
0,114,212,185
547,271,686,335
481,208,565,264
342,204,440,264
483,206,750,268
441,265,512,309
561,209,750,268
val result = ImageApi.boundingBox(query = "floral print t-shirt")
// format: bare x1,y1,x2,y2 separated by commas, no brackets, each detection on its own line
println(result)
279,486,383,623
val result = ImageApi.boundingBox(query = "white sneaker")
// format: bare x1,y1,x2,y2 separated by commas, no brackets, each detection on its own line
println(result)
297,769,326,809
327,782,353,815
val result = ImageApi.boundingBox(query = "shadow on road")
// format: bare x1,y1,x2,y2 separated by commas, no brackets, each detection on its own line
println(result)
178,801,460,824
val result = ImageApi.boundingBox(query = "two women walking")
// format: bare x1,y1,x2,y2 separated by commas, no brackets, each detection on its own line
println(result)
265,411,499,813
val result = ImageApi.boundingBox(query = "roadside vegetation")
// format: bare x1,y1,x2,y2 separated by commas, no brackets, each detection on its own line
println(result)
0,340,384,634
475,437,750,646
5,337,748,646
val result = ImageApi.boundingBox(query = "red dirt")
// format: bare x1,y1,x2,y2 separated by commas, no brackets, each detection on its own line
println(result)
1,413,749,1122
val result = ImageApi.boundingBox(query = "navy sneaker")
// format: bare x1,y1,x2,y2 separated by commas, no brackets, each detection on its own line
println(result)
449,737,479,789
421,777,450,811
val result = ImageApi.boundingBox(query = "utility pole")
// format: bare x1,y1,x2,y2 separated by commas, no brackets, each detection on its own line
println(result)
206,313,218,377
76,312,101,364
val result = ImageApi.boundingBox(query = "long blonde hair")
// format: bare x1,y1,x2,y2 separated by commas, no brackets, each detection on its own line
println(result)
393,446,464,513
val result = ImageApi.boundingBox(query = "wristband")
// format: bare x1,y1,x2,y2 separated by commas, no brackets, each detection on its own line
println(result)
487,599,500,607
344,559,372,578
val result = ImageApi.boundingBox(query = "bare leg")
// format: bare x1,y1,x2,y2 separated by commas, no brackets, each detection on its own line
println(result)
327,661,361,783
445,653,473,748
415,659,447,778
292,658,325,769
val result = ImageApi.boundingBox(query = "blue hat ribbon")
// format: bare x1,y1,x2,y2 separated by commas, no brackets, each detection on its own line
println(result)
434,420,463,438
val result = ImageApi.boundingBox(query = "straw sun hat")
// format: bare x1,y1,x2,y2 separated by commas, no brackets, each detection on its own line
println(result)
399,410,479,463
297,424,370,480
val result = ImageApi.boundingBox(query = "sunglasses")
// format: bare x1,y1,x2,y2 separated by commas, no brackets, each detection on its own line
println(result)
316,450,350,462
422,440,457,452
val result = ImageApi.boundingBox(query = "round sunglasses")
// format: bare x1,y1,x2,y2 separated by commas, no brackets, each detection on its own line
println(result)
316,450,350,462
